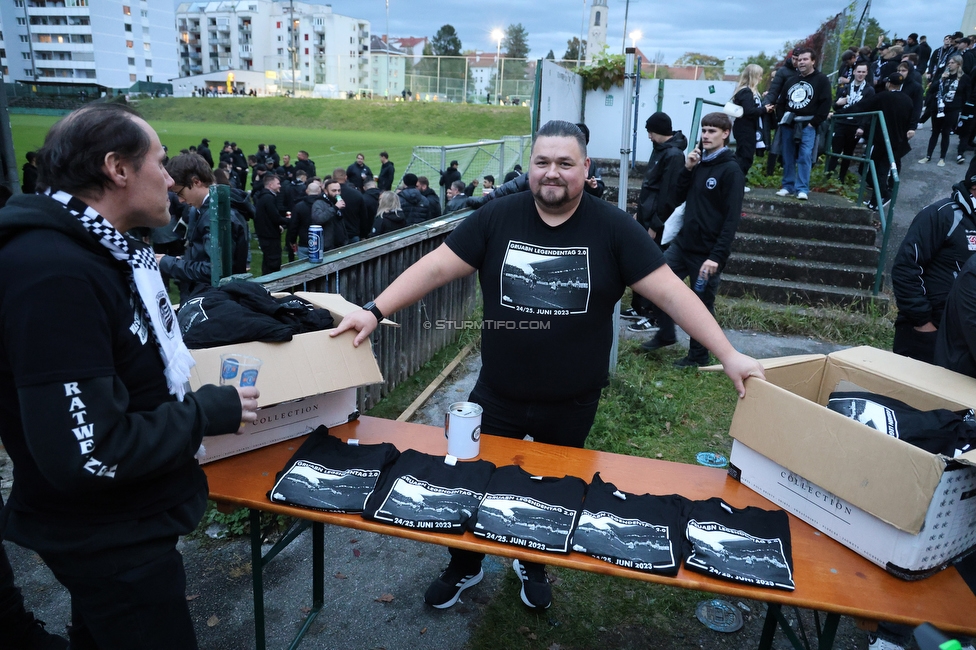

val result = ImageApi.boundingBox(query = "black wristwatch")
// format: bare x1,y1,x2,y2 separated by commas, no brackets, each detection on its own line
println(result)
363,301,384,322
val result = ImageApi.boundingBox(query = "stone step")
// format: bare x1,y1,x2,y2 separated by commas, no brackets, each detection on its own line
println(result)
737,214,877,246
718,274,889,309
732,232,880,267
742,196,875,226
724,253,876,290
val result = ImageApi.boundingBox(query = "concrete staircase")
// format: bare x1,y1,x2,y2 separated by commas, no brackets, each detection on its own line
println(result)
601,166,887,309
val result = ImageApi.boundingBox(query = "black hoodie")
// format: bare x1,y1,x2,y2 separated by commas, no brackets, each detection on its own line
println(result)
371,209,407,236
637,130,688,240
0,193,240,573
673,148,745,266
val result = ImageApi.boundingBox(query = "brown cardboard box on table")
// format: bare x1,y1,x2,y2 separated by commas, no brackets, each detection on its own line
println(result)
721,346,976,579
187,292,393,464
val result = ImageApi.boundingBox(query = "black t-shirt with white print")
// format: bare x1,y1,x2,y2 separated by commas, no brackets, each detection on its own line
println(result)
470,465,587,553
363,449,496,533
684,498,795,591
571,473,691,576
445,191,665,402
270,426,400,513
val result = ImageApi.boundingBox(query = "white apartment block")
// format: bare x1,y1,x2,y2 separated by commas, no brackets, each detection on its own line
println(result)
175,0,369,95
369,35,403,98
0,0,178,90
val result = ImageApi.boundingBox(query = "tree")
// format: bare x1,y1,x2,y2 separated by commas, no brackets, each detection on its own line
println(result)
674,52,725,80
563,37,586,63
431,25,462,56
546,49,555,60
503,23,530,59
740,51,781,92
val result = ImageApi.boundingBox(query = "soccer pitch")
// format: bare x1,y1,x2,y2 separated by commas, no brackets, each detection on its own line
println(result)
11,113,482,177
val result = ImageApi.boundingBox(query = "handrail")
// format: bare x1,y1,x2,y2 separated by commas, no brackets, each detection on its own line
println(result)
822,109,899,295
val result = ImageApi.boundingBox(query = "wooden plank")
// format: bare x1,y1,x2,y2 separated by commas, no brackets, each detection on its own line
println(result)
396,339,477,422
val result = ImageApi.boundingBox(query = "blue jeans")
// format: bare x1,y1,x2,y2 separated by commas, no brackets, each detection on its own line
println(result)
781,123,817,194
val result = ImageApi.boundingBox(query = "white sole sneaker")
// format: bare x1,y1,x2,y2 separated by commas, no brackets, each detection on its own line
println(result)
775,189,791,197
797,192,808,200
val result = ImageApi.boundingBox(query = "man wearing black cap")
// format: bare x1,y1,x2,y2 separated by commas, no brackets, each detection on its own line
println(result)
439,160,461,194
892,174,976,364
854,72,914,209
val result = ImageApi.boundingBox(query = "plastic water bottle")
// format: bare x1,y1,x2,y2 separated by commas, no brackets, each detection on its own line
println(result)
694,275,707,293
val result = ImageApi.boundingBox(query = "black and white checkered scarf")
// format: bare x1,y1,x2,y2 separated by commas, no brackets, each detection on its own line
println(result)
47,190,195,400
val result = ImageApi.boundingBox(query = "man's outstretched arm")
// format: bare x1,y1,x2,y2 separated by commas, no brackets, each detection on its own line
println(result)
330,243,477,346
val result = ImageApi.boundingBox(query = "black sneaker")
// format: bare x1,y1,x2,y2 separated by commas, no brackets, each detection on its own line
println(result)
673,355,707,368
640,336,676,352
513,559,551,609
619,307,641,320
958,155,967,165
424,562,483,609
626,317,658,333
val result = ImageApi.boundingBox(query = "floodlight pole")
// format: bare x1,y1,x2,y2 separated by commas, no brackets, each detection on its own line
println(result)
290,0,296,96
385,0,391,99
495,36,502,105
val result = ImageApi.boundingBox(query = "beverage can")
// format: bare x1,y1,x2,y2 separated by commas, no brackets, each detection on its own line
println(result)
308,225,323,263
444,401,483,459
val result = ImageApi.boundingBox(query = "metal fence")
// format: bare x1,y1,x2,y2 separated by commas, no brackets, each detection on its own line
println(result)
403,135,531,209
253,214,478,412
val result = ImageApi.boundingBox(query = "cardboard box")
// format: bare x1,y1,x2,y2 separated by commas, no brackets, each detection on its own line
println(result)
724,346,976,579
188,293,387,463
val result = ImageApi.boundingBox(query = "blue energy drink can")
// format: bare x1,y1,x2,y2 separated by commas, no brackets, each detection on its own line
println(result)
308,225,323,263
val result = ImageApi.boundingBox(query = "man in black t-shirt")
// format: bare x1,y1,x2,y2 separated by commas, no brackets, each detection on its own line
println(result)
332,120,765,613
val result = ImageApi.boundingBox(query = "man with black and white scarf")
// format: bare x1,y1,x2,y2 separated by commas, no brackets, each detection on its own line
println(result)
0,103,259,649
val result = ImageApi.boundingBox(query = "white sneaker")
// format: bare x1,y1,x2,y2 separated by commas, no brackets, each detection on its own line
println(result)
918,156,930,163
867,635,905,650
775,188,791,197
938,159,946,167
744,186,751,193
797,192,809,200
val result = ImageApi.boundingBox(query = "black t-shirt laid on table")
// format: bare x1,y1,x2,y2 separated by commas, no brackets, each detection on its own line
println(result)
269,427,400,513
684,498,796,591
571,473,690,576
445,191,665,402
470,465,587,553
827,391,976,457
363,449,496,533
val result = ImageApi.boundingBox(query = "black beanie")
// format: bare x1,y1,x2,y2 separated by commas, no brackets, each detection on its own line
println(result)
645,112,673,136
403,173,418,187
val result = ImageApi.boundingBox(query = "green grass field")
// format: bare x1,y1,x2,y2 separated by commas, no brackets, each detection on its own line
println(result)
10,97,531,181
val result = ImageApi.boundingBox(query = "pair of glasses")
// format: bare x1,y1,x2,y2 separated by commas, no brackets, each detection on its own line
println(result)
174,186,186,199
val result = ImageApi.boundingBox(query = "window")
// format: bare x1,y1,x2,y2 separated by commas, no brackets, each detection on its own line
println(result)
595,11,601,26
277,48,283,55
304,34,308,41
126,40,134,48
123,5,131,16
14,0,23,6
145,59,152,67
144,43,150,50
24,69,33,77
130,73,137,81
22,52,31,60
128,57,135,65
19,35,29,43
16,18,26,26
141,10,148,17
125,23,132,32
304,48,308,55
276,21,281,29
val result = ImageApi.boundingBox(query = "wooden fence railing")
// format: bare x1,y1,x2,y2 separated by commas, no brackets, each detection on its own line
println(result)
253,212,478,411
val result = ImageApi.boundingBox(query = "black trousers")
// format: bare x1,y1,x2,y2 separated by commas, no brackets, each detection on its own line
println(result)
892,320,938,365
258,237,282,275
45,547,198,650
826,122,860,181
928,109,962,160
448,379,602,570
653,244,719,364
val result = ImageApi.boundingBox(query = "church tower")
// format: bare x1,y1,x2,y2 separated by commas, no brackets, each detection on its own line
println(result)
586,0,608,63
964,0,976,35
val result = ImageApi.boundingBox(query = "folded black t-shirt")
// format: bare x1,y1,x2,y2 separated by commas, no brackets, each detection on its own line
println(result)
827,390,976,456
685,498,796,591
470,465,587,553
269,426,399,513
362,449,496,533
571,473,690,576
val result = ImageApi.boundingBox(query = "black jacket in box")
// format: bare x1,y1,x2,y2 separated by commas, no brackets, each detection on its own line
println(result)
363,449,495,533
269,427,400,513
684,498,795,591
571,473,690,576
470,465,587,553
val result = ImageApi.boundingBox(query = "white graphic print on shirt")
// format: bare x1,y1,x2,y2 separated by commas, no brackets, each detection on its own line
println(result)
686,519,795,590
787,81,815,110
372,475,483,531
500,241,590,315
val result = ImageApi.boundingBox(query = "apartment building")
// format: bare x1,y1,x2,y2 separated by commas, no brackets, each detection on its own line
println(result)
176,0,369,95
0,0,178,90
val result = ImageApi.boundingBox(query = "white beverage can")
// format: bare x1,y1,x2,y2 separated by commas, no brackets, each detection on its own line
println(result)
444,401,483,459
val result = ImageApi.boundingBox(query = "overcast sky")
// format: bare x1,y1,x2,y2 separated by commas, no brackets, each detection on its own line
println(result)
303,0,965,63
173,1,968,64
